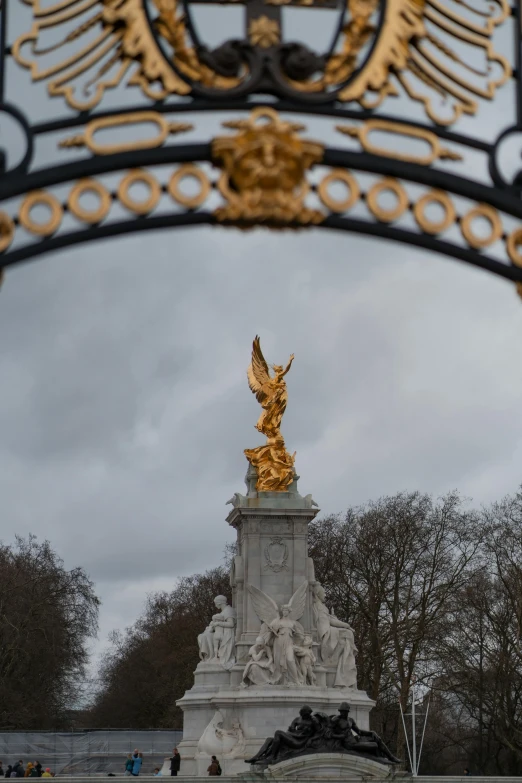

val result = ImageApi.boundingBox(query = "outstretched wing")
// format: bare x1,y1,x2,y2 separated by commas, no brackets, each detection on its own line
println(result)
288,581,308,622
247,336,271,404
247,584,279,626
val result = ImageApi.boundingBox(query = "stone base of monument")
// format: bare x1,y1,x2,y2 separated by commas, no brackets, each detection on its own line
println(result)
259,752,401,778
176,685,374,777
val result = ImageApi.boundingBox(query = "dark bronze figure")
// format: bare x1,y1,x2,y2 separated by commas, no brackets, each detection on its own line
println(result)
246,702,401,767
246,706,320,764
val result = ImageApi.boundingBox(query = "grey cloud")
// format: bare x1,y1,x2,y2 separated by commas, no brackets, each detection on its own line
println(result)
1,0,522,658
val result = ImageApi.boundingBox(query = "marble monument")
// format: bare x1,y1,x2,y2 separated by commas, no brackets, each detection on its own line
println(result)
176,338,375,776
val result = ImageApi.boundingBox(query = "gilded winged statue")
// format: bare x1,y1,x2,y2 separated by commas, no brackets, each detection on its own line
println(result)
244,337,296,492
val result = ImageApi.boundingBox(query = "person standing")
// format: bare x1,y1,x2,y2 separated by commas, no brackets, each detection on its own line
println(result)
0,761,4,776
131,753,143,777
5,765,13,778
207,756,220,776
12,761,23,778
34,763,42,778
124,755,134,776
41,771,52,779
169,750,180,777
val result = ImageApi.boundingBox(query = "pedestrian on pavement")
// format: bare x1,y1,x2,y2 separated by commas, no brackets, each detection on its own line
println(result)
169,750,181,777
207,756,221,776
131,753,143,777
124,755,134,776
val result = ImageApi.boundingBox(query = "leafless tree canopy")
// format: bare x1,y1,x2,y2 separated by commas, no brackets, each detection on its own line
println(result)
89,567,231,728
0,535,99,729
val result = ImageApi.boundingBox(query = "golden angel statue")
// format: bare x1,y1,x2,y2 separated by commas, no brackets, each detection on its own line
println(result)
243,582,308,686
244,336,296,492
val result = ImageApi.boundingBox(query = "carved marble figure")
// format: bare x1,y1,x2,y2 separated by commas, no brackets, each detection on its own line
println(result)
245,582,308,685
294,635,317,686
312,582,357,688
197,710,246,758
241,634,275,687
198,595,236,670
216,718,246,758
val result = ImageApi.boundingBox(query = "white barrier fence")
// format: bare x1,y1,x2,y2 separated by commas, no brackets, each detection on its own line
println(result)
0,731,183,776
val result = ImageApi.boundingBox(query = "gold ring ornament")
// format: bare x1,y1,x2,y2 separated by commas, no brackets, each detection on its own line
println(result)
117,170,161,215
168,165,211,209
68,180,112,224
461,205,502,249
19,192,62,236
367,179,409,223
317,170,360,213
0,212,15,252
507,227,522,267
413,191,456,235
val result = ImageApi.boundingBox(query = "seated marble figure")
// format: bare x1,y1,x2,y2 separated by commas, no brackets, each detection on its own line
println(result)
246,702,401,766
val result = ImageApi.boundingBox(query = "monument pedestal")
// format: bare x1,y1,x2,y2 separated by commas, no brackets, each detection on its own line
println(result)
176,468,374,776
261,752,401,779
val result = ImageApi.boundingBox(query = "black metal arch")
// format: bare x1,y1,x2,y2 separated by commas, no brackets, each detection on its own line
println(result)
0,127,521,287
1,0,522,293
2,211,520,287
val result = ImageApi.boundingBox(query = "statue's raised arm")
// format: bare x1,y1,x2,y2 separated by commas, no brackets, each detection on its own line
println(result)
282,354,294,377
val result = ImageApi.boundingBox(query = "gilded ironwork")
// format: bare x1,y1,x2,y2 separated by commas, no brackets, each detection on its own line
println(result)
507,229,522,300
168,166,212,209
0,213,15,253
367,179,409,223
117,170,162,214
11,0,510,116
317,170,360,214
59,113,193,155
336,120,462,166
244,336,296,493
413,191,456,235
248,16,280,48
460,205,503,249
68,180,112,223
212,108,324,226
19,192,62,236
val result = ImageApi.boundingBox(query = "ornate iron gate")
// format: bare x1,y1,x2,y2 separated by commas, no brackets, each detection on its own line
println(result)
1,0,522,297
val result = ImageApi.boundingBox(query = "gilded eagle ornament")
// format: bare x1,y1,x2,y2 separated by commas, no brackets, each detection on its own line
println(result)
12,0,509,125
244,337,296,493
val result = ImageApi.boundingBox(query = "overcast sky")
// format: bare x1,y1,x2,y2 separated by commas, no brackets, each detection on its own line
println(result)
1,0,522,673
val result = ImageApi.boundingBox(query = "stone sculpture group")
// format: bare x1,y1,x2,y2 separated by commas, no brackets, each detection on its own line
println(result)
246,703,401,766
197,583,357,690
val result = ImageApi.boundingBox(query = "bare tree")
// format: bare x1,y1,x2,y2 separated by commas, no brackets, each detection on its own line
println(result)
308,491,480,760
0,535,99,729
435,489,522,774
89,567,230,728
